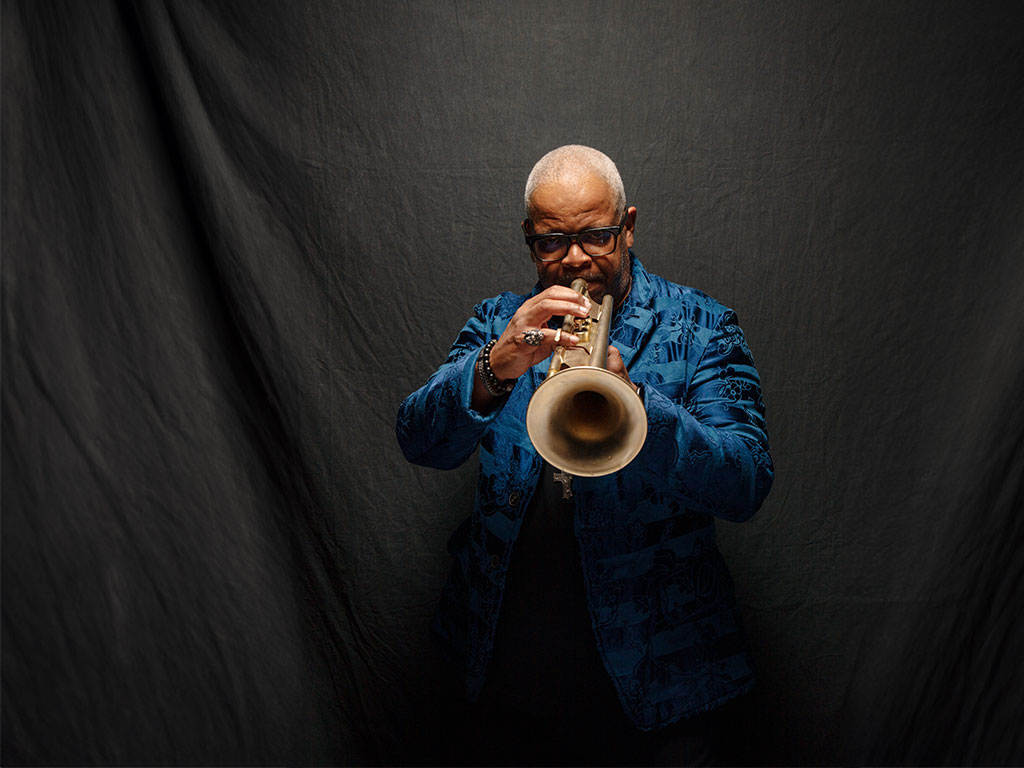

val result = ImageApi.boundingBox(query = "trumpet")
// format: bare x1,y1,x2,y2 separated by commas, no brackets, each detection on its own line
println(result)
526,279,647,478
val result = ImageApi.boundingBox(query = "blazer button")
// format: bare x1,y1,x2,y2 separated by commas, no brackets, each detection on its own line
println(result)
489,554,500,570
508,491,521,507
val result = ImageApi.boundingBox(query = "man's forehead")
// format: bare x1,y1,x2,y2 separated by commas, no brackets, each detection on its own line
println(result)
528,173,616,217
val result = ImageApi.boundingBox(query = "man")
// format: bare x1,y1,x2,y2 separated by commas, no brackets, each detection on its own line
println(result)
397,146,773,765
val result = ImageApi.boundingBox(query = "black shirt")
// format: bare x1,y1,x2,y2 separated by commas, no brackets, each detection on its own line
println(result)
483,463,624,723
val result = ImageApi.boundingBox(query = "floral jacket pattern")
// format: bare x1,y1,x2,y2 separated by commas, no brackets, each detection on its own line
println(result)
396,255,774,730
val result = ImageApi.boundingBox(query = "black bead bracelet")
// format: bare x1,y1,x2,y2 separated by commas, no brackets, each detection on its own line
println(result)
477,340,515,397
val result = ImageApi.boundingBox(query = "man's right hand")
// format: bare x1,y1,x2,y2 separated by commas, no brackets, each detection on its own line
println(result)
487,285,591,381
471,286,591,412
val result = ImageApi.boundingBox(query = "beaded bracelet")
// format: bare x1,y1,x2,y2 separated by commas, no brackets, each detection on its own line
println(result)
477,340,515,397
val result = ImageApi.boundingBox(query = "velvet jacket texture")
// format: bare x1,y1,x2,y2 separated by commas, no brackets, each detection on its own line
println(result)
396,255,774,730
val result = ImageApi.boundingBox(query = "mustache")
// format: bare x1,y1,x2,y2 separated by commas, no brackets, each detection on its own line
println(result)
554,273,605,287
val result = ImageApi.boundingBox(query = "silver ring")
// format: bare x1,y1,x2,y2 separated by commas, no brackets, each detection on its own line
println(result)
523,329,544,346
554,328,562,344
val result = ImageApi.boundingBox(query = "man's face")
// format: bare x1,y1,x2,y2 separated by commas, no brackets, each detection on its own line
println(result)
525,174,636,307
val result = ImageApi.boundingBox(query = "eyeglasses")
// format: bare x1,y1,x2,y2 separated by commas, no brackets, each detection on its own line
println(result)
522,213,628,262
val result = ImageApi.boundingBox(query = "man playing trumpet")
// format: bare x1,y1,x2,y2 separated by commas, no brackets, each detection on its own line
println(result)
397,145,773,765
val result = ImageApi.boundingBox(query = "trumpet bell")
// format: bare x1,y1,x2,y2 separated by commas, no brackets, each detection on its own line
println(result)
526,366,647,477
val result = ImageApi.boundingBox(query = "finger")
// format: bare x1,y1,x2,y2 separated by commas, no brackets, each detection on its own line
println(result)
518,300,591,330
520,327,580,348
522,290,591,319
539,298,592,317
553,327,580,347
536,284,593,305
514,287,591,331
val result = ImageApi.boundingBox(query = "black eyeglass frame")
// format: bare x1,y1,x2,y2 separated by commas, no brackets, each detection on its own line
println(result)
521,212,629,262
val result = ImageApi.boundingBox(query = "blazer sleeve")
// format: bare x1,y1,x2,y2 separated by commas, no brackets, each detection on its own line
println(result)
395,301,507,470
638,309,774,522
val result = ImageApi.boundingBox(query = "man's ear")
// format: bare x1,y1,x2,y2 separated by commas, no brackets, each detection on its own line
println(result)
624,206,637,247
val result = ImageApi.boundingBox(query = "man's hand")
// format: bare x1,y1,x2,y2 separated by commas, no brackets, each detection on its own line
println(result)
472,287,638,411
606,345,636,391
488,286,591,381
471,286,589,412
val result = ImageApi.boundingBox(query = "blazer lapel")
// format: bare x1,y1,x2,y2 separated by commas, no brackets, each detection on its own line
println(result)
610,255,657,371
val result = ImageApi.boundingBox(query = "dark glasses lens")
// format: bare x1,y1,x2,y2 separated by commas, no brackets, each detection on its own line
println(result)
533,235,568,257
525,214,626,261
579,230,615,251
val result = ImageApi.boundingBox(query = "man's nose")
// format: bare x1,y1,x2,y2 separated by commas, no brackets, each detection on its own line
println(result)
562,241,592,268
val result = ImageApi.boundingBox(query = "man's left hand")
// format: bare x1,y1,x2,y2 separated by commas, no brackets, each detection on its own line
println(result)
606,346,636,391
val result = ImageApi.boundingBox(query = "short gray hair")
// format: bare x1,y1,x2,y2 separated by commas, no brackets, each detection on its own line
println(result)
524,145,626,218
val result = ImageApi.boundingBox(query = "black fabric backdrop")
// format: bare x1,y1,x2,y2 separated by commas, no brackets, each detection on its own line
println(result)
3,1,1023,765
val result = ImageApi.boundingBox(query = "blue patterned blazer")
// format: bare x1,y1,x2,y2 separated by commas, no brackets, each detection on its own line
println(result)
396,255,773,730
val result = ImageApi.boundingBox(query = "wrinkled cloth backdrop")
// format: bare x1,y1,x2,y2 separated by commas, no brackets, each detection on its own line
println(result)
3,1,1023,765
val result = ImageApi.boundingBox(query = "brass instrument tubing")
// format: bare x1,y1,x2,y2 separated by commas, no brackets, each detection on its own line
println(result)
588,294,614,368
